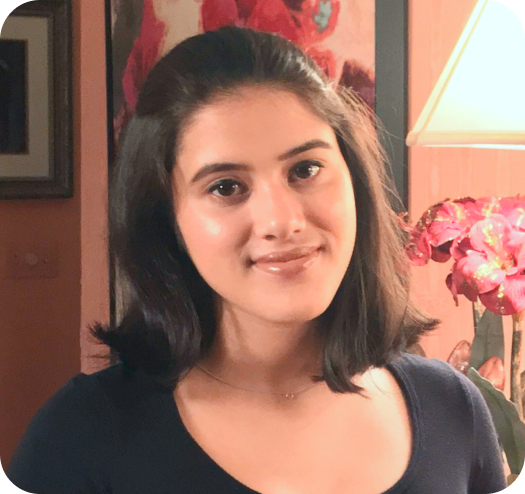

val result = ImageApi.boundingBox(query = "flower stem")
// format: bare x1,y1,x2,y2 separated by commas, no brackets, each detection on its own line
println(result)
473,300,485,333
511,311,524,421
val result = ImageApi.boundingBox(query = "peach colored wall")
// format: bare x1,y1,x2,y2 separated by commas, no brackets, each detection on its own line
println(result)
409,0,525,396
0,0,109,467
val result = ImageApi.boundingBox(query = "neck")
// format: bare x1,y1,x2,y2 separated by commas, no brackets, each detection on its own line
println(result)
198,302,325,395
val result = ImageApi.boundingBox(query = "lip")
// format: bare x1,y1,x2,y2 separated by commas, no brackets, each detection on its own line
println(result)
252,247,321,277
253,246,320,263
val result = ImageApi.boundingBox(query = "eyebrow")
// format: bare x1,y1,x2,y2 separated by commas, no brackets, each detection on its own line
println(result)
189,139,333,185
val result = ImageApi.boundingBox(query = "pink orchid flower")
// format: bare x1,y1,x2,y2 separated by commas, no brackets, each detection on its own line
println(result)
402,197,480,265
446,214,525,315
498,195,525,231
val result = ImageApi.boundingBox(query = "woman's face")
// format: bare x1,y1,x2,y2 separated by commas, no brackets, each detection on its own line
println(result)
173,87,357,324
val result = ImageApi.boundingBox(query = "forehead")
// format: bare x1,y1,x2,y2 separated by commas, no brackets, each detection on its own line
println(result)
177,87,337,167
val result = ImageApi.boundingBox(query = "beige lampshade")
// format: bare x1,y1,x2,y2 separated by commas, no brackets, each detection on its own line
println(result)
407,0,525,149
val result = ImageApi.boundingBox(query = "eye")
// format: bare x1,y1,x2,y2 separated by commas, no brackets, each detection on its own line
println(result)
292,161,324,182
207,161,324,202
207,179,247,198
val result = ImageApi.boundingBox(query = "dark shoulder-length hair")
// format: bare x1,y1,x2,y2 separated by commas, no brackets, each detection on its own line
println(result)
91,26,440,394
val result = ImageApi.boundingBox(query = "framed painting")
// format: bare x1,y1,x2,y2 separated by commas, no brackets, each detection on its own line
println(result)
0,0,73,199
104,0,408,326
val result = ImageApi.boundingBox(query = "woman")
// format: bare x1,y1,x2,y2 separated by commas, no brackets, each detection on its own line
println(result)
7,26,507,494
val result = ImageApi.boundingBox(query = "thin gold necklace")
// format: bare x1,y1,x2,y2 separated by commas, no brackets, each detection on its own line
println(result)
195,364,321,400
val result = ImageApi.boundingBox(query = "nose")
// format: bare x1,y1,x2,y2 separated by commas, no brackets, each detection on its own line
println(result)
250,181,306,241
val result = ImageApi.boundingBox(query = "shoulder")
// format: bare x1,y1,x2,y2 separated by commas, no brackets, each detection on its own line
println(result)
7,362,174,492
29,362,134,425
21,367,116,433
5,364,128,492
388,352,483,425
387,356,507,491
12,365,124,441
387,352,504,453
390,351,477,394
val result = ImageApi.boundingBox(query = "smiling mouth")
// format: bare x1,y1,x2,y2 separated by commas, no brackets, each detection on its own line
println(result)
252,246,320,263
252,247,321,277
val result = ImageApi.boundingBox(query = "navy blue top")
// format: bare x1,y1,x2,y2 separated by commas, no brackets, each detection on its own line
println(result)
6,353,507,494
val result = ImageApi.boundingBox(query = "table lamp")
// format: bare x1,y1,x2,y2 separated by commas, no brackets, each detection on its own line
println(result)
406,0,525,150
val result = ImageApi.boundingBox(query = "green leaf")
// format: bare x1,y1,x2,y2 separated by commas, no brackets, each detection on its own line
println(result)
467,367,525,474
469,309,504,369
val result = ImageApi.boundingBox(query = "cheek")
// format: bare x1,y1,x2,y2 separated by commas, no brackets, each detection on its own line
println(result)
319,174,357,244
177,205,240,269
